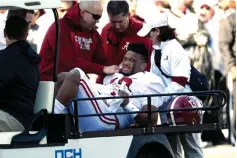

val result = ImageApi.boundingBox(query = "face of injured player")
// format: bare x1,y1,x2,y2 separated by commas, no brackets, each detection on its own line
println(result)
121,50,147,76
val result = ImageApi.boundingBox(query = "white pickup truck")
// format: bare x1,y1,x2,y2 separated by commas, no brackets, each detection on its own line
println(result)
0,1,227,158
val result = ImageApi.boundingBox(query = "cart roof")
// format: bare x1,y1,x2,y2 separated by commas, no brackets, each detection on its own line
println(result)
0,0,63,10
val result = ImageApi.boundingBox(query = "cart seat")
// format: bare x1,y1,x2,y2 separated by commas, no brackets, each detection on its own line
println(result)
34,81,55,114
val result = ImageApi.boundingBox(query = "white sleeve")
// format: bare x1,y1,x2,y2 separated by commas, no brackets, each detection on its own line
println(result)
160,52,191,102
141,89,165,108
165,50,191,92
164,82,185,93
170,51,191,80
103,75,113,85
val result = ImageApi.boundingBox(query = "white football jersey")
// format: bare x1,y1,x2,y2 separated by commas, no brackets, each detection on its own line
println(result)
55,68,166,131
103,71,166,110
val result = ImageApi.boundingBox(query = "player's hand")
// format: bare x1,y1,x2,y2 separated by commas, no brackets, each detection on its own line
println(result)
103,65,120,75
118,90,129,107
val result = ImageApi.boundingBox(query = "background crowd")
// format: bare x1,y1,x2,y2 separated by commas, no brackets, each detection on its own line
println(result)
1,0,235,83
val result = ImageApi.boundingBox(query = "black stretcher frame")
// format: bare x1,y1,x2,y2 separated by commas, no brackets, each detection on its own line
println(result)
68,90,227,139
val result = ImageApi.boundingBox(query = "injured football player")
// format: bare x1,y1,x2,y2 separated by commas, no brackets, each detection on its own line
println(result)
54,43,168,131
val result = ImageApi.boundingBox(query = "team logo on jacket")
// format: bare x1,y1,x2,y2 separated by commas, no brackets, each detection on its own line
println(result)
122,42,129,50
75,36,92,50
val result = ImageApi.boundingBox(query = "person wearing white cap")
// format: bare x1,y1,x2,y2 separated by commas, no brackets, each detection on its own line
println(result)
137,13,204,158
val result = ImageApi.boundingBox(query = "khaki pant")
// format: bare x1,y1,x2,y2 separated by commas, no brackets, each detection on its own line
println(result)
0,110,24,132
167,133,204,158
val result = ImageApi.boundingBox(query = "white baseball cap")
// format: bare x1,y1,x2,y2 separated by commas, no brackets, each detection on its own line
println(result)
137,13,169,37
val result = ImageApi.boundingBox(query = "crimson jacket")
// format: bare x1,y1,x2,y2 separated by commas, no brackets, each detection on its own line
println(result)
40,4,106,81
97,18,152,83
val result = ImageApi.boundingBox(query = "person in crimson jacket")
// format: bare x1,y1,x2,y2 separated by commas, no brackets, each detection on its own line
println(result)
96,0,152,83
40,1,119,81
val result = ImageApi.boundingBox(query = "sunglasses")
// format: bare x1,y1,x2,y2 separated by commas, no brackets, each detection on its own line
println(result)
201,5,211,10
107,30,120,47
84,10,101,20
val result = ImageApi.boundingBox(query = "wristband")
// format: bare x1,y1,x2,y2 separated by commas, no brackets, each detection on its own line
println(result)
123,102,139,118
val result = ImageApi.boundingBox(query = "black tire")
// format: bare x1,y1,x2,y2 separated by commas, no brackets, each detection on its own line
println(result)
136,143,173,158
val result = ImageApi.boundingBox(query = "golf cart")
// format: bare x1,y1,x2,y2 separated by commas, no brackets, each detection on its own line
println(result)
0,0,227,158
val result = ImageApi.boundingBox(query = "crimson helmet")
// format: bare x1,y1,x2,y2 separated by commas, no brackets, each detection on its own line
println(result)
167,96,202,125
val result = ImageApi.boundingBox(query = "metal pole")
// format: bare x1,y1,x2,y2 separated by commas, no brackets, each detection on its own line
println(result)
147,96,152,133
52,9,60,82
73,100,80,138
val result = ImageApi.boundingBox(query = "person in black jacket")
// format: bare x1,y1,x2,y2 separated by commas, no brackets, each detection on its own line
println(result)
0,16,41,132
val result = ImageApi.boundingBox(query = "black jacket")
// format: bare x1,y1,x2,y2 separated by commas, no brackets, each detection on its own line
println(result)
0,40,41,128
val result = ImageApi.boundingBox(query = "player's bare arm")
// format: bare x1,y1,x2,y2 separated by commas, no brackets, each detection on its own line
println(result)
56,69,81,107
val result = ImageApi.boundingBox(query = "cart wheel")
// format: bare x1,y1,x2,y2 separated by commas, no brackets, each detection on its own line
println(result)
227,72,236,146
136,143,173,158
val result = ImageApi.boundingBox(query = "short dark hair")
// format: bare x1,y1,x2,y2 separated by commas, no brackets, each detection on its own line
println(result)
127,43,148,62
7,9,34,19
158,26,176,42
107,0,129,16
5,16,28,40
